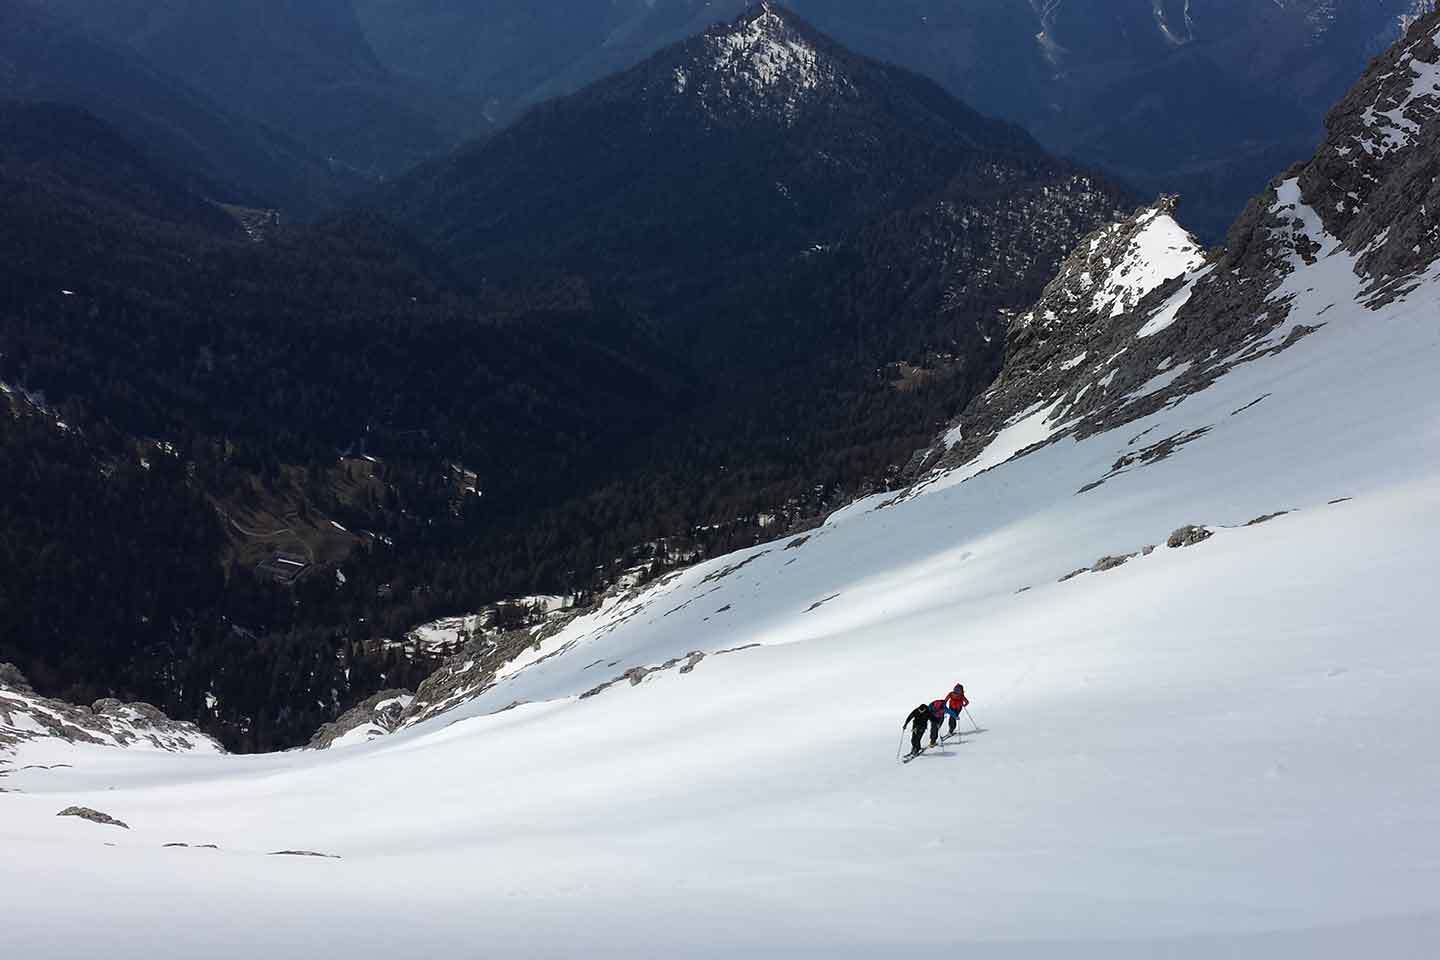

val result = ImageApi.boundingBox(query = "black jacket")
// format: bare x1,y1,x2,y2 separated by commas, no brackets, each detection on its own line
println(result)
904,705,932,730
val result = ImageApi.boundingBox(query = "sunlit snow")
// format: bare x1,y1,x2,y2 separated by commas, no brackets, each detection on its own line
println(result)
1090,211,1206,318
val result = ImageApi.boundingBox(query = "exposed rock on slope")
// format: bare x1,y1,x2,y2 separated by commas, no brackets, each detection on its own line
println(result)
0,664,221,757
303,593,602,746
1298,15,1440,292
307,690,414,749
906,196,1212,478
57,806,129,829
385,601,596,732
0,662,33,694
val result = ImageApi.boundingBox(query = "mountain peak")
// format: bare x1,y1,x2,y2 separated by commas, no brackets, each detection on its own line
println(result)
1013,196,1206,336
669,3,839,124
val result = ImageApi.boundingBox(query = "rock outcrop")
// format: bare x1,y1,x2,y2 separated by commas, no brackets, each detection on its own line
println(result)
1167,525,1215,549
0,662,33,694
908,196,1212,479
1,666,222,757
57,806,129,829
397,602,595,731
307,690,414,749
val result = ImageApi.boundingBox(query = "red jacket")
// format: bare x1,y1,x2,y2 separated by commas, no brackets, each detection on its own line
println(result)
946,691,969,711
930,699,946,718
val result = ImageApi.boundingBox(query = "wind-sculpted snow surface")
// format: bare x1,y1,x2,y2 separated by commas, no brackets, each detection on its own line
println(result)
4,11,1440,958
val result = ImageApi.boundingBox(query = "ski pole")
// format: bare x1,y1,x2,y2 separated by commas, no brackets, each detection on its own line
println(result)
965,707,980,732
895,727,908,761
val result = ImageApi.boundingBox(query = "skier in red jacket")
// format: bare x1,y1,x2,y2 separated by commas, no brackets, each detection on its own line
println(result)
927,699,947,747
943,684,969,737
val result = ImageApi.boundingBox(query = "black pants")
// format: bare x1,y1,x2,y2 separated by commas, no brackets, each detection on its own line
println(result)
912,717,940,752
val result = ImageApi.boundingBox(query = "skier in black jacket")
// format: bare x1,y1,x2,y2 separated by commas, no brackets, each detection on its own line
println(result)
903,703,936,757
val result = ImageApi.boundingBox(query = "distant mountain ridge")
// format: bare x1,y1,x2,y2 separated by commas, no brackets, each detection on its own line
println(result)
25,0,457,178
356,0,1426,241
14,0,1420,233
376,4,1108,332
0,0,351,215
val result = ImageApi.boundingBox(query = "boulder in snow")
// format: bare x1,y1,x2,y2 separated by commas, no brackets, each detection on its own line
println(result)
1167,525,1214,549
57,806,128,829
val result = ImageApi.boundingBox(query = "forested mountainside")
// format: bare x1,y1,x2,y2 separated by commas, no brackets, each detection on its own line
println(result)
355,0,1427,241
26,0,460,178
0,100,687,749
0,0,353,216
0,9,1127,750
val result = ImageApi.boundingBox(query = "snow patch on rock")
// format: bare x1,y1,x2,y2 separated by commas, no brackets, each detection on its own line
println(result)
1089,209,1206,319
1357,23,1440,156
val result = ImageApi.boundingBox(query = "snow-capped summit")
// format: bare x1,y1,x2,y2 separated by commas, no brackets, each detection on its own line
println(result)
638,3,1020,136
378,0,1099,346
678,3,833,123
907,196,1212,479
1013,196,1206,332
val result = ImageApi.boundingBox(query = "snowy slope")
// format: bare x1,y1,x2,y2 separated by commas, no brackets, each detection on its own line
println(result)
4,13,1440,959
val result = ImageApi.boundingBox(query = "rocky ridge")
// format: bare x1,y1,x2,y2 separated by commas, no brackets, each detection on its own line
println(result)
316,583,636,741
0,663,221,761
313,560,748,745
903,195,1212,478
307,690,415,749
906,10,1440,491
